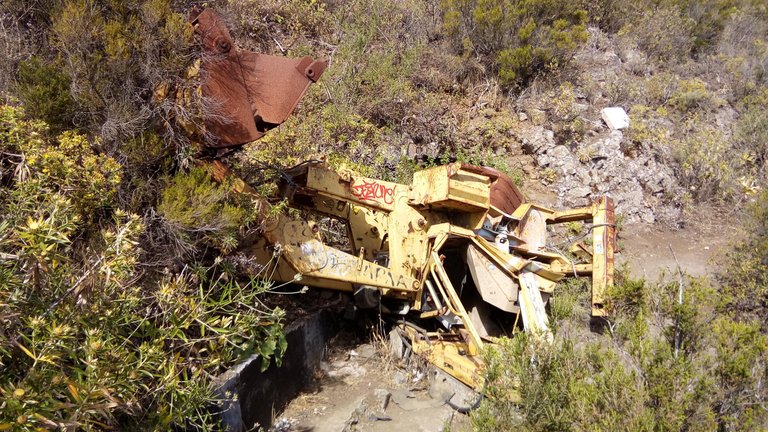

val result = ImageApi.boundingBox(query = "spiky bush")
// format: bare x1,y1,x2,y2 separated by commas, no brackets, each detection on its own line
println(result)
472,265,768,432
0,106,286,430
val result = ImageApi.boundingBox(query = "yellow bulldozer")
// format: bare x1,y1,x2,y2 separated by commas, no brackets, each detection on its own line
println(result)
186,7,616,397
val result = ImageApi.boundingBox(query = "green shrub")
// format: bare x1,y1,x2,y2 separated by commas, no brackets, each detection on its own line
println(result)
711,317,768,430
716,4,768,99
473,249,768,431
158,167,253,254
586,0,643,33
617,5,694,63
645,72,679,106
623,104,669,157
0,105,122,222
473,335,653,431
50,0,194,142
441,0,589,88
1,108,286,430
223,0,333,53
733,101,768,178
671,115,739,201
669,78,716,111
687,0,740,51
15,57,76,132
718,189,768,327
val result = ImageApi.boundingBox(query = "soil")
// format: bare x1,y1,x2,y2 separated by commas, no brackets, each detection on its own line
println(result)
272,329,472,432
617,204,745,281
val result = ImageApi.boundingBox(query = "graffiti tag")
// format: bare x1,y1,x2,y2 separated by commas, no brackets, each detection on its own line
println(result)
351,180,396,205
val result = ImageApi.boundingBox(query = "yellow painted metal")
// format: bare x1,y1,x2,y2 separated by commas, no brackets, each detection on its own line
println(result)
541,197,616,316
511,202,555,220
546,198,616,316
306,165,400,212
301,163,436,291
471,237,529,274
551,206,594,223
590,197,615,317
404,326,486,390
550,262,593,275
409,163,491,212
261,211,419,293
208,158,617,392
430,252,483,356
428,267,461,317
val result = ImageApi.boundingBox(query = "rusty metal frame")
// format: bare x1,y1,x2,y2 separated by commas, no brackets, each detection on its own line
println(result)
189,8,328,148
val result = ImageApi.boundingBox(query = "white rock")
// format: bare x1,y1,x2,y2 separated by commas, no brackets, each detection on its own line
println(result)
571,186,591,198
601,107,629,130
549,145,570,159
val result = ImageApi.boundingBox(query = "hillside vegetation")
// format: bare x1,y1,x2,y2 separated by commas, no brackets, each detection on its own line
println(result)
0,0,767,430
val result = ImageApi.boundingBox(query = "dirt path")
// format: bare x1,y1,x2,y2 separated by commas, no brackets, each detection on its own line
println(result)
618,205,744,281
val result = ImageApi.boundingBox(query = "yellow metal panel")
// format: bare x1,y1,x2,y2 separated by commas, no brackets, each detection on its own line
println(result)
591,197,615,316
306,165,401,212
407,332,486,390
409,163,491,212
431,252,484,356
470,237,529,274
262,212,419,292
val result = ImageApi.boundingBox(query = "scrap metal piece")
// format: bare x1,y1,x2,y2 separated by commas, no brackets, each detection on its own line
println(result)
590,197,615,317
549,198,616,316
210,155,616,393
190,8,327,148
465,244,519,313
462,165,526,215
518,271,553,342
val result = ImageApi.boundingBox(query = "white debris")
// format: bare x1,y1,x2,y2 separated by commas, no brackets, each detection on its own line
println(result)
269,417,297,432
601,107,629,130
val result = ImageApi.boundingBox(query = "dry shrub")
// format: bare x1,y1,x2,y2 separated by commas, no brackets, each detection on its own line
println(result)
617,6,694,63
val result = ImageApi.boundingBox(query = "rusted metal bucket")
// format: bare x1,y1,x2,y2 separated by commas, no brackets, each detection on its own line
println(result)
190,8,327,148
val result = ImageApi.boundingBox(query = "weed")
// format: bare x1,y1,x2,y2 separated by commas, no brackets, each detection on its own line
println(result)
541,168,557,184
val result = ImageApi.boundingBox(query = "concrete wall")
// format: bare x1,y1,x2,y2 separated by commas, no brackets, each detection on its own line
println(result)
213,309,339,431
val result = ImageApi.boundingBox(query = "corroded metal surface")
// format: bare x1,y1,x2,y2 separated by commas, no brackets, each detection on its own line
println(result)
462,165,525,215
190,8,327,148
191,6,616,392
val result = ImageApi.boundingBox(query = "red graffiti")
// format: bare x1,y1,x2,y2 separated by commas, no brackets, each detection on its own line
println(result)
351,180,396,204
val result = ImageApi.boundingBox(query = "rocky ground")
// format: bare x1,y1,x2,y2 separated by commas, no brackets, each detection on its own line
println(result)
271,330,473,432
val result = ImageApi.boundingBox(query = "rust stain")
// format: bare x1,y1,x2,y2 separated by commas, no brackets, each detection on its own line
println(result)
190,8,327,148
462,164,525,215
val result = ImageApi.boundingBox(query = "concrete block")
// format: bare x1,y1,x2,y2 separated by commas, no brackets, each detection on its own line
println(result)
212,309,340,431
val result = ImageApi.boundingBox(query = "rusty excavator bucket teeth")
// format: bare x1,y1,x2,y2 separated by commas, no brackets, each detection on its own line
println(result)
190,8,327,148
